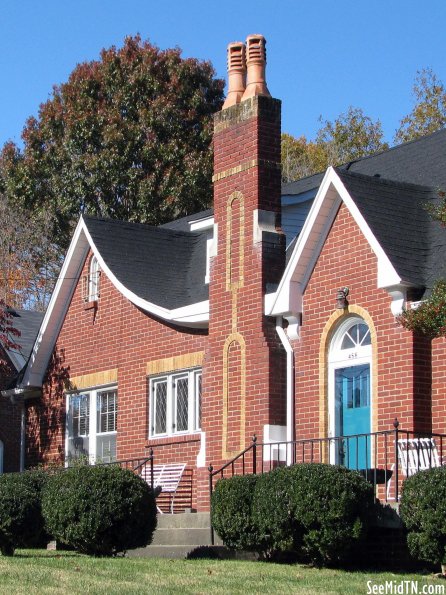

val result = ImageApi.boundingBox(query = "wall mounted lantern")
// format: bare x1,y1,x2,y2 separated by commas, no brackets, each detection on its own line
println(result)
336,287,349,309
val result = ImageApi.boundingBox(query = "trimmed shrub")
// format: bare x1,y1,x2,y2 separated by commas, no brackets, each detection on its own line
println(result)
42,465,157,556
253,464,373,565
0,470,48,556
251,466,301,558
400,467,446,570
211,474,260,551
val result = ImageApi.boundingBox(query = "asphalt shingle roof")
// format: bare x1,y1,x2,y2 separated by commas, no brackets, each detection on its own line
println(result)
282,128,446,196
84,216,209,310
336,170,446,294
5,309,44,372
161,209,214,231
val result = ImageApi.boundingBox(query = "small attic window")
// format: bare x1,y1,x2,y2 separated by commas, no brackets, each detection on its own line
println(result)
82,255,101,302
189,216,215,285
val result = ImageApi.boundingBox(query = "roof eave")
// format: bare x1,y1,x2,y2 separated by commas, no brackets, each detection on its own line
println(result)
267,167,404,326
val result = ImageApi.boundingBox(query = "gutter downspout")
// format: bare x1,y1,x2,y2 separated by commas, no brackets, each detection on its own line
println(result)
20,404,25,472
275,316,295,465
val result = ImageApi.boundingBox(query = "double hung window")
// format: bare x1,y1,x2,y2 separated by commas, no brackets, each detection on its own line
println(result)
150,369,201,437
66,388,117,463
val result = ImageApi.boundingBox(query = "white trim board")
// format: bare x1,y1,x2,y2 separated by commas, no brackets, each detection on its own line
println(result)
266,167,408,320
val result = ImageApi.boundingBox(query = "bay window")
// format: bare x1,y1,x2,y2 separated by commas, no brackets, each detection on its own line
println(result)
66,387,117,464
149,369,201,437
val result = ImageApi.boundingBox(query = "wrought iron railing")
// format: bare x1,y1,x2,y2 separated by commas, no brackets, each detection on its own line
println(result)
208,420,446,505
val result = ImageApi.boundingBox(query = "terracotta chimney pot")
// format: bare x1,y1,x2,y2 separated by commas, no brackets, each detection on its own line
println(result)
222,42,246,109
241,34,271,101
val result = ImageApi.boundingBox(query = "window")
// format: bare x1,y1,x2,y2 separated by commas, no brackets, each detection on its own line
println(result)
66,388,117,463
83,255,101,302
149,369,202,437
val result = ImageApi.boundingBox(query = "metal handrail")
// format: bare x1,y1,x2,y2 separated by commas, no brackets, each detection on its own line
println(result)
208,421,446,506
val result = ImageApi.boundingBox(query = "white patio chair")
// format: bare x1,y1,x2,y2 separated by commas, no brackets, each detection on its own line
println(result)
386,437,441,500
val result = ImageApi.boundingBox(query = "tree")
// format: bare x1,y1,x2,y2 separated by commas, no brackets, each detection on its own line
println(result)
0,193,60,311
0,36,224,252
281,134,327,182
0,301,20,375
316,106,388,165
395,68,446,144
282,107,388,183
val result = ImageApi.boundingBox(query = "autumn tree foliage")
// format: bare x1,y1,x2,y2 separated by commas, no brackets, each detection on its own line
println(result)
0,301,20,374
0,36,224,250
281,107,388,183
0,193,60,310
395,68,446,144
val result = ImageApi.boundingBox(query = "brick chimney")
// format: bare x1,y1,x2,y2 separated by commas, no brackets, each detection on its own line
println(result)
199,35,286,508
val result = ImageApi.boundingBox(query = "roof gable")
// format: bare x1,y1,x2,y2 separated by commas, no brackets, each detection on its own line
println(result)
22,216,210,388
268,167,407,322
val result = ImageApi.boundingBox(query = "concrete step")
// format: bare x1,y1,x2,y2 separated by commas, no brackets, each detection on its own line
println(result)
152,527,216,546
127,545,257,560
128,512,224,557
156,512,211,529
128,545,198,559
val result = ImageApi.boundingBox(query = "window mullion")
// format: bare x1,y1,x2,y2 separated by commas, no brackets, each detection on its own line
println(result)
168,376,175,434
188,371,194,433
90,390,97,463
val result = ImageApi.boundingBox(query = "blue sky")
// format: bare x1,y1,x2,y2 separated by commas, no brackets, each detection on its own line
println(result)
2,0,446,148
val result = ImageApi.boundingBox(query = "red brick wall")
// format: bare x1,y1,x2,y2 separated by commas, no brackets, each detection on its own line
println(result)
431,336,446,435
294,203,435,443
26,256,207,508
200,96,286,509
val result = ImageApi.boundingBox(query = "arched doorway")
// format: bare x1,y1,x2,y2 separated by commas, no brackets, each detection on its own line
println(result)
328,316,372,469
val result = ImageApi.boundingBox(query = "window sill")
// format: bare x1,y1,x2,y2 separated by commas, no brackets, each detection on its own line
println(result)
83,300,98,311
146,432,202,448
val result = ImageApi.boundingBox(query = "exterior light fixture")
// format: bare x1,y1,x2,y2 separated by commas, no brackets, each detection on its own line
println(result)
336,287,349,309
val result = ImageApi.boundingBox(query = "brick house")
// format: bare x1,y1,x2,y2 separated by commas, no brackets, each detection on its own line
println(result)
2,35,446,509
0,308,43,473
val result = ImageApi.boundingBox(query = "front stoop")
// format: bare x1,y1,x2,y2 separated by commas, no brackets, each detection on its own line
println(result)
127,512,223,559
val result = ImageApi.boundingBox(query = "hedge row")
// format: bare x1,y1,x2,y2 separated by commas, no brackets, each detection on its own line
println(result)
0,465,157,556
400,466,446,571
211,463,373,565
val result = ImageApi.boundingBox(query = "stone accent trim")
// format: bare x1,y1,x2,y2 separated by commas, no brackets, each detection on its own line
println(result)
69,368,118,390
212,158,280,183
214,95,281,134
146,352,204,376
226,191,245,291
222,332,246,459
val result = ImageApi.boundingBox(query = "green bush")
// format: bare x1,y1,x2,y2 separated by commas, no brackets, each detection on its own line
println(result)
212,464,373,565
400,467,446,569
42,465,157,556
0,470,48,556
251,466,301,558
253,464,373,565
211,474,260,551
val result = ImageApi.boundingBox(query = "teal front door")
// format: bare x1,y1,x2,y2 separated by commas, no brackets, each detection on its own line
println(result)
335,364,370,469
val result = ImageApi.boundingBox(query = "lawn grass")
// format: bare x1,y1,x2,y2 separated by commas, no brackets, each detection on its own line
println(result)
0,550,443,595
